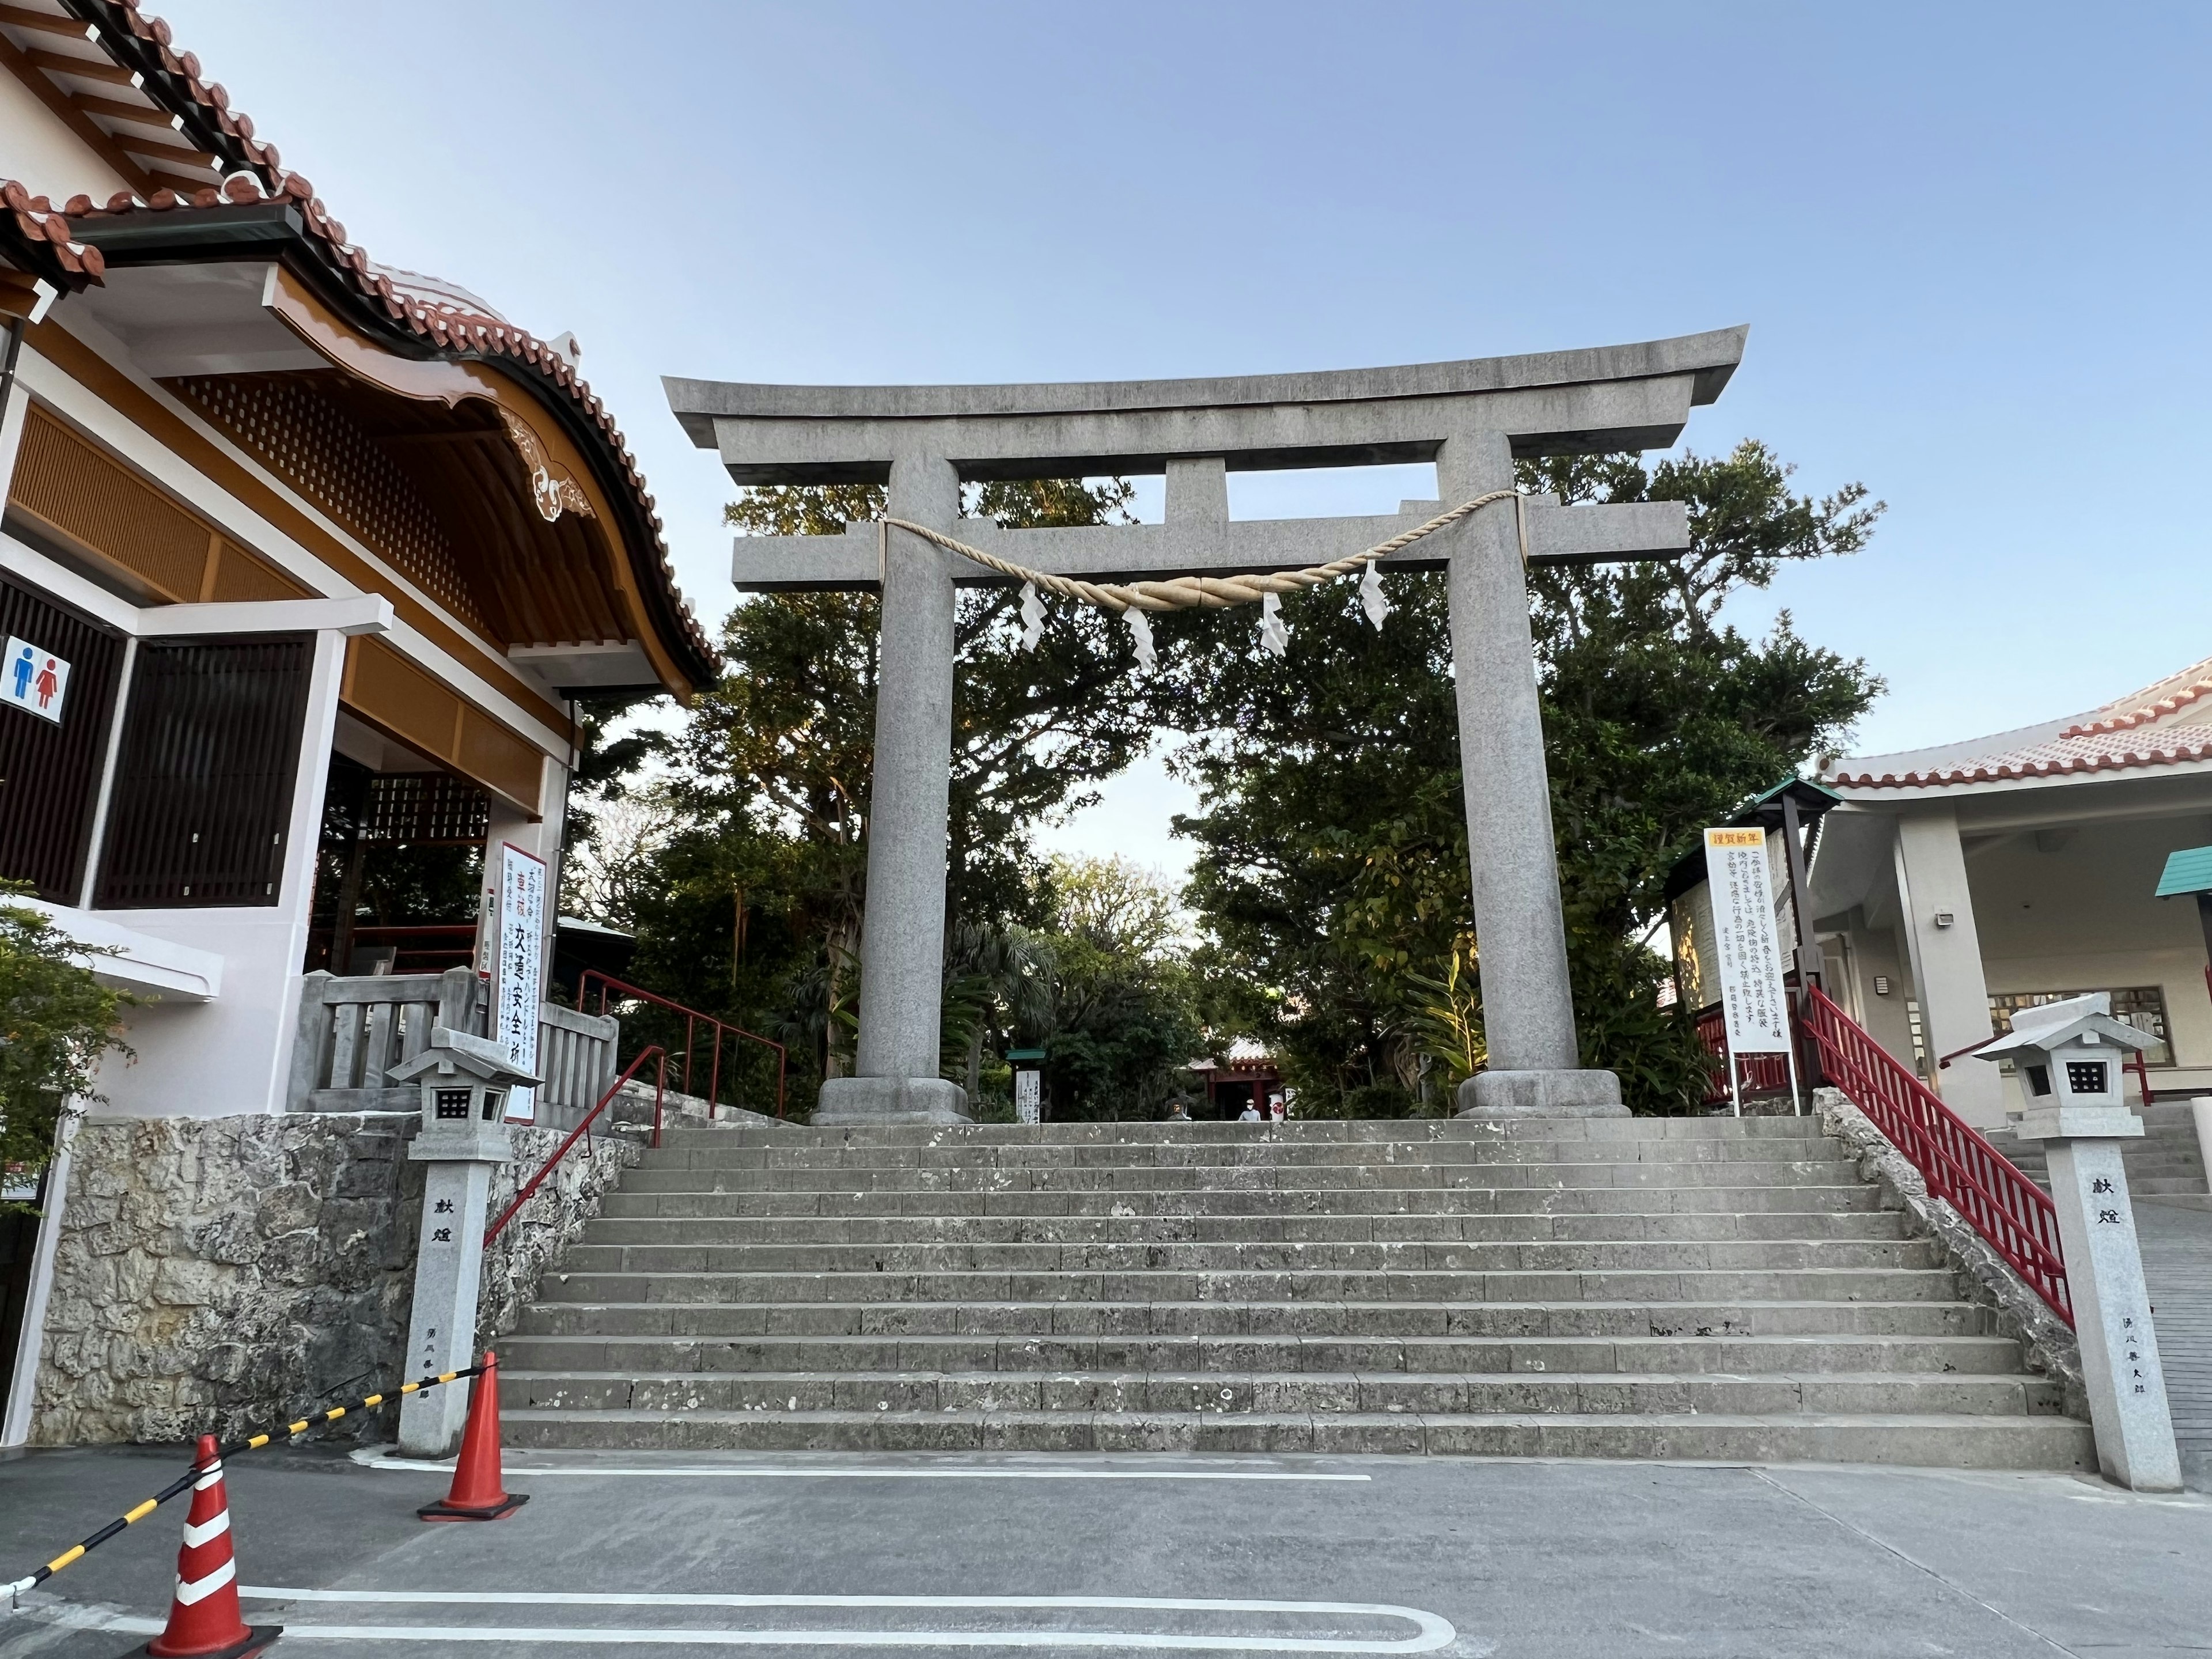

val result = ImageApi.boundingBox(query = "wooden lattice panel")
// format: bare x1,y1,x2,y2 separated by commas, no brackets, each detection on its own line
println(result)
172,373,482,623
362,771,491,847
7,405,212,600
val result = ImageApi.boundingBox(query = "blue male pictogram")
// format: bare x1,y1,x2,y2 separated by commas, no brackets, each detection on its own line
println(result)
9,643,29,701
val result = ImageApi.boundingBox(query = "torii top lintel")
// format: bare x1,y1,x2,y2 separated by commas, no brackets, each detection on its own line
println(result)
668,327,1746,590
665,326,1747,485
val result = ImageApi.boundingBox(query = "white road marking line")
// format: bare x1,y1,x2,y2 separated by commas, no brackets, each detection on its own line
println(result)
269,1626,1459,1651
237,1592,1461,1652
355,1458,1369,1482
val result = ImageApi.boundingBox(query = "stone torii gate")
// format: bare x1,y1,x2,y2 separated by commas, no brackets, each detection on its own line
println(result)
666,327,1747,1124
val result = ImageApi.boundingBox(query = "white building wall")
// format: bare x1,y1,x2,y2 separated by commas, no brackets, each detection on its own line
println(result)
0,70,132,203
1964,813,2212,1090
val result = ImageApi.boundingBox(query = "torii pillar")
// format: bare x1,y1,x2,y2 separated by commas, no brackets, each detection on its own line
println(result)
668,327,1748,1122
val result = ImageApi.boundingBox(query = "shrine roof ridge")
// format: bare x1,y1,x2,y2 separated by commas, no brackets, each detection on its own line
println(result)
665,325,1747,443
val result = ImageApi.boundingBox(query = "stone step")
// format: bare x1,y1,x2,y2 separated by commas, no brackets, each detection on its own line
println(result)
577,1210,1912,1247
497,1406,2096,1469
551,1238,1944,1275
517,1297,1998,1340
660,1118,1834,1149
501,1367,2064,1419
613,1160,1864,1194
533,1266,1968,1306
598,1185,1886,1219
497,1330,2028,1377
516,1114,2077,1472
638,1138,1838,1171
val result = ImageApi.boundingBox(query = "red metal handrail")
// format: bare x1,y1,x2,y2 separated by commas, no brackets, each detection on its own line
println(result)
576,970,786,1120
1802,986,2071,1325
484,1044,666,1245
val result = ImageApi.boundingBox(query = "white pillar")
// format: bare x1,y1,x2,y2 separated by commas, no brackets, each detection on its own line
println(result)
818,450,969,1124
2017,1108,2183,1490
1891,805,2003,1125
1435,429,1622,1118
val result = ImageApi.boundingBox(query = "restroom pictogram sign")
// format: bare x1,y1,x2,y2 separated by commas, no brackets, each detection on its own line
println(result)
2,635,69,724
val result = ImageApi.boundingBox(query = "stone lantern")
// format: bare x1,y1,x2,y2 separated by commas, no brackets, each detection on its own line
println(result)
1977,994,2179,1490
388,1027,540,1457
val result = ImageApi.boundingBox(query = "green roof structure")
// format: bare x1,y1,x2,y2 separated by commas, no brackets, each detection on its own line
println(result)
2153,846,2212,897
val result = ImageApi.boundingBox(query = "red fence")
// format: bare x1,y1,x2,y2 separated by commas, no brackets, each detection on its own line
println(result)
577,971,786,1121
486,1046,666,1245
1802,986,2071,1325
1694,1004,1792,1105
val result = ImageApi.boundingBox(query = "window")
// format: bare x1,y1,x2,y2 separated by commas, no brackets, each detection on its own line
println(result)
2065,1061,2109,1097
1989,988,2173,1067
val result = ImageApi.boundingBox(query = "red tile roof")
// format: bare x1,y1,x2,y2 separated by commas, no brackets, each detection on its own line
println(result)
1823,653,2212,790
1,180,105,283
6,2,715,686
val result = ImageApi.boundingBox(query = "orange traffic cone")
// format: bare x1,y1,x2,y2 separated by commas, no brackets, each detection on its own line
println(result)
132,1434,280,1659
418,1351,528,1522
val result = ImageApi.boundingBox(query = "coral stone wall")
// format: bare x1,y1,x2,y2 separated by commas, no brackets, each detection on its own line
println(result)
27,1111,635,1445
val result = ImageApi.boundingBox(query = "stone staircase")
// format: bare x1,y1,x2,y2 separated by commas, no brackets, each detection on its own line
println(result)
1982,1099,2210,1204
499,1115,2093,1468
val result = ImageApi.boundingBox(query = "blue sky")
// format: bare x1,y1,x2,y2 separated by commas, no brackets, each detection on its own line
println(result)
157,2,2212,872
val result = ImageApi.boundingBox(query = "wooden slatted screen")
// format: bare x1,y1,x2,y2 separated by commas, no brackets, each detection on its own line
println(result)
5,404,310,604
96,634,313,908
0,573,126,900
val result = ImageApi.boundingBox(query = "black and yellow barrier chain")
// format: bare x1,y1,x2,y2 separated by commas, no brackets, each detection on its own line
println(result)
3,1361,486,1603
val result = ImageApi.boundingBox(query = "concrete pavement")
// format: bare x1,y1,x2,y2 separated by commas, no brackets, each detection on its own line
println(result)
3,1445,2207,1657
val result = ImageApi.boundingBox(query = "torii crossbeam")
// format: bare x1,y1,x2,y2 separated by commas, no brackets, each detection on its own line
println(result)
668,327,1747,1123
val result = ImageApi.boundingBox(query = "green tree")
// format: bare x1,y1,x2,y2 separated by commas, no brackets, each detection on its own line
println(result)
1168,441,1882,1115
625,477,1180,1108
1021,857,1202,1122
1,888,130,1203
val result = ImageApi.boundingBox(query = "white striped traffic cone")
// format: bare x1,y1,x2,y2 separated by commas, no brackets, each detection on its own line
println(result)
134,1434,279,1659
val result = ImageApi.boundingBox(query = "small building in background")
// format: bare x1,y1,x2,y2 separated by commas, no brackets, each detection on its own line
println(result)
1187,1037,1287,1119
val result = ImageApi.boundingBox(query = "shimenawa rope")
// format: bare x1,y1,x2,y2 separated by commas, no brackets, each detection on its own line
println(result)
880,487,1523,616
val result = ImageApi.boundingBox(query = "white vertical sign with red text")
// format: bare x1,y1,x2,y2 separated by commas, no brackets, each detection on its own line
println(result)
1703,827,1793,1056
493,842,546,1122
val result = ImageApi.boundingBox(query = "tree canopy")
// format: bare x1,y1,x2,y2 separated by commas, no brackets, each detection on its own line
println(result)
1165,441,1882,1113
1,885,130,1202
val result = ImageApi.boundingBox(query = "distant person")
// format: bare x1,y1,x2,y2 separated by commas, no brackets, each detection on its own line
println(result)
1238,1101,1262,1122
1165,1101,1190,1122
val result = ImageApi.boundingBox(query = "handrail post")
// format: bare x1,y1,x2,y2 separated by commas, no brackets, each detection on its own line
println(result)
709,1025,723,1122
653,1050,666,1149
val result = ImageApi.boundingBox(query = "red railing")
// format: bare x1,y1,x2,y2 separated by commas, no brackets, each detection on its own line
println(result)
485,1045,666,1245
575,971,786,1120
1694,1003,1791,1105
1802,986,2071,1325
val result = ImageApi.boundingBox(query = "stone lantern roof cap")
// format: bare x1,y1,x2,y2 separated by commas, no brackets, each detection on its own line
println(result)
387,1026,541,1089
1975,993,2156,1060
